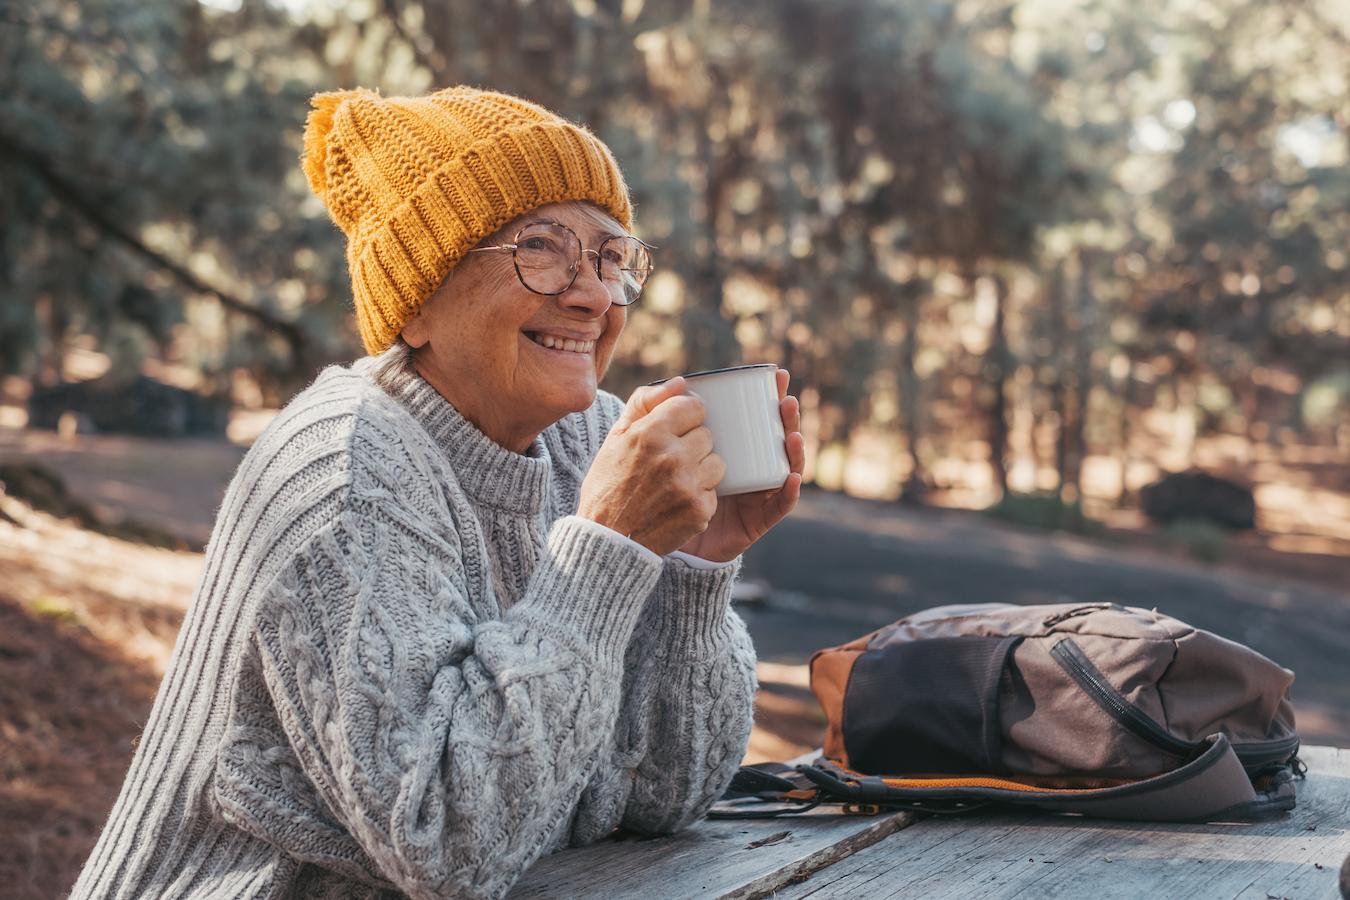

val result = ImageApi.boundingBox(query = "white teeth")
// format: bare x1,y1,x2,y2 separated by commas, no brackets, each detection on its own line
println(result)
528,333,595,353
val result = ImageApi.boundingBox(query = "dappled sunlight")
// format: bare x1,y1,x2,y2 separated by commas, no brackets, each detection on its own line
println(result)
1268,534,1350,556
757,661,811,689
226,408,280,446
0,496,197,673
3,0,1347,892
786,426,1350,592
746,682,824,765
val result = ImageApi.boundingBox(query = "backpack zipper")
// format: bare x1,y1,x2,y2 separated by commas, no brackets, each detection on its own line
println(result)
1051,638,1201,758
1230,735,1301,771
1050,638,1300,772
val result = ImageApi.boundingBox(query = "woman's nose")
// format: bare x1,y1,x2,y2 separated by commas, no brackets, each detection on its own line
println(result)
558,256,613,316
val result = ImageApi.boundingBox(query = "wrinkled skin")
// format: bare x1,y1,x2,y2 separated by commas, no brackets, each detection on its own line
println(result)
402,200,803,560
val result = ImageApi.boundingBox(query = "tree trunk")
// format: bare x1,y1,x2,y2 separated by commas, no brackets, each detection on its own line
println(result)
0,134,309,363
898,280,928,504
1049,261,1069,501
682,98,739,373
987,272,1011,499
1069,252,1097,503
1115,361,1136,507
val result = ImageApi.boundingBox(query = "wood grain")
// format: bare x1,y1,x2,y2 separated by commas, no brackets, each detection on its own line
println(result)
775,745,1350,899
510,807,915,899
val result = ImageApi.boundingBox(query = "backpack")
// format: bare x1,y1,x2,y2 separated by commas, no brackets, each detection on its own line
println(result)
722,602,1301,822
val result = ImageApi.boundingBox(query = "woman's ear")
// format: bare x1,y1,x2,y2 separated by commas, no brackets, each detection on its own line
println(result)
401,310,429,348
403,268,457,349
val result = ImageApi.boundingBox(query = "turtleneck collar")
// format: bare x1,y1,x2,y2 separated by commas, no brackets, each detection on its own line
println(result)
359,341,553,514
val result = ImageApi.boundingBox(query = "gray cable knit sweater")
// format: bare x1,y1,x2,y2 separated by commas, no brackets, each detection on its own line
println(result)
71,342,758,900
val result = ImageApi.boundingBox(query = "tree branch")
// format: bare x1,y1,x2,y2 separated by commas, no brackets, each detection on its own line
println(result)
0,132,308,359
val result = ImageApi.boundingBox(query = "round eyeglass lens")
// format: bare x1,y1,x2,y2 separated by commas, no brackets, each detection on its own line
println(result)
598,236,652,305
513,222,580,294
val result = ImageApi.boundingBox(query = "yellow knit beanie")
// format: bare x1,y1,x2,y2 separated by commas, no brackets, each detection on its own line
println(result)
301,86,633,354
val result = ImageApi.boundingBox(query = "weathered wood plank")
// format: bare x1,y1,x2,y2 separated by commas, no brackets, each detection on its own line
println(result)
720,812,914,900
510,807,915,899
775,745,1350,900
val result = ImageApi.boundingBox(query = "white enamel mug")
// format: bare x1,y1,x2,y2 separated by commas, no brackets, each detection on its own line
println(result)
678,364,790,496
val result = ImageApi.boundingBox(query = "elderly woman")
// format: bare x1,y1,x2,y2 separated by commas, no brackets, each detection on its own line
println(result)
73,87,803,899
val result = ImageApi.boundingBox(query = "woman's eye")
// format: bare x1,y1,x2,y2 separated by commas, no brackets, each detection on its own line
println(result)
520,237,552,251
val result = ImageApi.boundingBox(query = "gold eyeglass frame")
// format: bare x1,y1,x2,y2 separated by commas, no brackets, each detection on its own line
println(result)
466,218,655,306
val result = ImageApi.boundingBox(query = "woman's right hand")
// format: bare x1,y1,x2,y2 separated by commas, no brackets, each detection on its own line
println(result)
578,377,726,556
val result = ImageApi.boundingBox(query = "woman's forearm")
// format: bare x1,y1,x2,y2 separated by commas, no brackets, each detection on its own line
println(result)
215,506,663,900
614,557,758,835
570,392,758,838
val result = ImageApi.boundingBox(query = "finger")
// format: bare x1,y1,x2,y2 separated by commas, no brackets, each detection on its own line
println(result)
697,451,726,490
785,430,806,476
621,376,686,425
681,425,716,461
773,472,803,518
775,367,789,402
648,393,707,436
779,394,800,435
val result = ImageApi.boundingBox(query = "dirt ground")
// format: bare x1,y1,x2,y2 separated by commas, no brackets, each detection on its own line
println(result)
1,425,1347,899
0,495,201,899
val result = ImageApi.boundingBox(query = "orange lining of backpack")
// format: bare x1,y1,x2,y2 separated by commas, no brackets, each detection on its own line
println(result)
826,761,1140,794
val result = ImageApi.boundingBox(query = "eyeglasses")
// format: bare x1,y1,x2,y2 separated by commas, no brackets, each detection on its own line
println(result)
467,219,654,306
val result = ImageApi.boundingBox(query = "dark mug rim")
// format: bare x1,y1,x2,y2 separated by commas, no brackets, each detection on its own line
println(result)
647,363,778,386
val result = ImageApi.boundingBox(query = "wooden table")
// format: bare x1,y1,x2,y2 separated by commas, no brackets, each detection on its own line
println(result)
511,746,1349,899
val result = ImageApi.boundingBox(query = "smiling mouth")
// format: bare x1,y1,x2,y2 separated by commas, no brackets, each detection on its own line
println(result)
524,332,597,354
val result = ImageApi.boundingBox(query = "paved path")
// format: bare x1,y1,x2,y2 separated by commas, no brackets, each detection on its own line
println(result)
739,489,1350,746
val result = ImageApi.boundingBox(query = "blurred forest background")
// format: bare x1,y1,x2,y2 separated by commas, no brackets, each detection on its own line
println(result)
1,0,1348,896
3,0,1348,512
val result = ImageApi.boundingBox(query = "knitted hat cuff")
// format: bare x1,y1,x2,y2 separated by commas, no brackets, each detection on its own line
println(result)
349,121,632,355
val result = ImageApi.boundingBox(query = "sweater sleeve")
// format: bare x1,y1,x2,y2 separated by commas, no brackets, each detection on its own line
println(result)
548,388,756,842
565,554,757,843
217,498,663,900
625,555,758,832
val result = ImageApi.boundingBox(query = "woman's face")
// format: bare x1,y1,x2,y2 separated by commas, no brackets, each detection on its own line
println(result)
401,201,630,452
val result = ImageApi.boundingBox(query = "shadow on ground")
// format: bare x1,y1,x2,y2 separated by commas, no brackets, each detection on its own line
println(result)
0,596,170,900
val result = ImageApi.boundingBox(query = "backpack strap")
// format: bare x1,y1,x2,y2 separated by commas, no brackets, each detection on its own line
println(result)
708,762,825,819
799,733,1296,823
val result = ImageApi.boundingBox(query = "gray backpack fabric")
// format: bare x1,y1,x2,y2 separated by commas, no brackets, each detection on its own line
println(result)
799,602,1301,821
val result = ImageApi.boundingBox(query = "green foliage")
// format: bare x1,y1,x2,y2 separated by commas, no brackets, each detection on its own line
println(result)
1,0,352,389
1108,3,1350,426
1162,517,1229,564
1,0,1345,498
984,492,1102,536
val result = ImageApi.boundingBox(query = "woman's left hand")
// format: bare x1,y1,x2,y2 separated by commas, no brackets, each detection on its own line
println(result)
676,368,805,563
